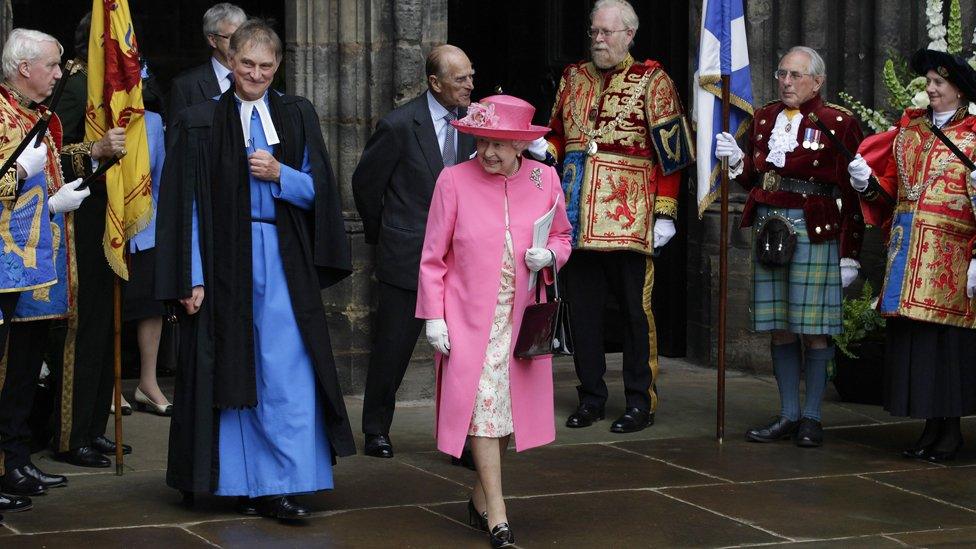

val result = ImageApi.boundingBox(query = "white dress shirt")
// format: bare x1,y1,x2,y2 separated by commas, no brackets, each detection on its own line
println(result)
212,57,233,94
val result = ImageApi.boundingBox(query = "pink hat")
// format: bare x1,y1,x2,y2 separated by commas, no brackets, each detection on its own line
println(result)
451,95,551,141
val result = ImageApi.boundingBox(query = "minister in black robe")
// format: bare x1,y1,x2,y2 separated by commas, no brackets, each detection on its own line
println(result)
155,20,354,520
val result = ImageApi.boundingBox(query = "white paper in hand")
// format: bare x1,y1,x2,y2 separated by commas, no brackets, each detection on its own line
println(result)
529,201,558,291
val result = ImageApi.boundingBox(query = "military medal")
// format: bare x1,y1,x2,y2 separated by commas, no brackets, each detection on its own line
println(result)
587,140,598,156
802,128,822,150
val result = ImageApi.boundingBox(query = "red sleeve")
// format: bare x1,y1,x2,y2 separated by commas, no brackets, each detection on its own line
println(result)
546,67,571,163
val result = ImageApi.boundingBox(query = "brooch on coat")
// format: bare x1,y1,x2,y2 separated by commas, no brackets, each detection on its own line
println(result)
530,167,543,189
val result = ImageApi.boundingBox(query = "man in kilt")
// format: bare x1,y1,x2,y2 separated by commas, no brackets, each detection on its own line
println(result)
714,46,865,447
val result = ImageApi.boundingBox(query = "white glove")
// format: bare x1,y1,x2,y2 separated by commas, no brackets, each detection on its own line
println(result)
47,178,90,214
524,247,553,272
17,142,48,180
847,154,872,192
714,132,743,167
969,170,976,186
527,137,549,160
967,259,976,299
653,218,676,249
840,258,860,288
425,319,450,355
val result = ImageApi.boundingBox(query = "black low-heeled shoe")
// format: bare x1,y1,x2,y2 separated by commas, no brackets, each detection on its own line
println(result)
489,522,515,548
467,499,488,531
901,445,932,459
925,441,963,463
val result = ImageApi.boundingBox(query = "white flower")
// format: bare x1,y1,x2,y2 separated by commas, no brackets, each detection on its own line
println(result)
912,91,931,109
969,102,976,115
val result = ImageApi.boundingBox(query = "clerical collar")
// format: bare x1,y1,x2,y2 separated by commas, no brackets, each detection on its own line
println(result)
235,93,280,147
1,83,39,111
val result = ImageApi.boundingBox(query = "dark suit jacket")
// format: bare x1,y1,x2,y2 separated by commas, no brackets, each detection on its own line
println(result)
352,92,475,290
166,60,221,128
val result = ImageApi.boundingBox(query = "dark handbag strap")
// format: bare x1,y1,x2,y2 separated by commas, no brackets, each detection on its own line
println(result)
534,249,559,304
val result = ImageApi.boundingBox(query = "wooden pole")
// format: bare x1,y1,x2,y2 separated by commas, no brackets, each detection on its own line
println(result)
113,274,123,475
717,74,731,443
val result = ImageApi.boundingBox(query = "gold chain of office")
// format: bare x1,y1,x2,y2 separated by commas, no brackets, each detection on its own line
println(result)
567,67,652,156
895,127,976,201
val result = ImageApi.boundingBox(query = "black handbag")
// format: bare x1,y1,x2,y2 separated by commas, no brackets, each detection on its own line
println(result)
755,214,798,267
514,251,574,359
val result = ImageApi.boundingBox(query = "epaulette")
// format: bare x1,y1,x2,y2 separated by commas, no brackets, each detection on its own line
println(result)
824,102,854,116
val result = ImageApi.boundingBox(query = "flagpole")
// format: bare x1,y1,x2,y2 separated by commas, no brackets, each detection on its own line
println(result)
717,74,731,443
113,269,124,475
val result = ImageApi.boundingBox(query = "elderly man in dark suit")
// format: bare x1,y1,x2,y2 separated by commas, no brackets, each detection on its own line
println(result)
166,3,246,127
353,44,475,459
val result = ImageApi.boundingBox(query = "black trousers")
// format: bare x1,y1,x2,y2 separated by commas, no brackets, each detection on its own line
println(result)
0,292,19,358
361,281,424,436
50,191,116,451
564,250,659,412
0,319,51,471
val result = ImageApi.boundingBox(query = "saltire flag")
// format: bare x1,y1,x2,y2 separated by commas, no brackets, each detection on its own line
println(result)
694,0,754,218
86,0,152,279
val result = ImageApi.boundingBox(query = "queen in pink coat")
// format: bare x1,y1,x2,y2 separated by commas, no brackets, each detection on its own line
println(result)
416,95,571,547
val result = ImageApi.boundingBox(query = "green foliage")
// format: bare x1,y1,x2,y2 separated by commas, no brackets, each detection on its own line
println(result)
835,282,886,359
882,60,911,109
948,0,963,54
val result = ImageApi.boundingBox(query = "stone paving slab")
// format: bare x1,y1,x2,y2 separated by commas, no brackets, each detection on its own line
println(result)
614,435,937,483
754,536,908,548
866,465,976,512
887,526,976,547
662,475,976,540
6,526,213,548
187,506,485,548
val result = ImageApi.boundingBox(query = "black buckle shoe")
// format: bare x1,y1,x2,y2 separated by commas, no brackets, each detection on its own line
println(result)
21,463,67,489
54,447,111,468
364,434,394,458
92,435,132,455
745,416,798,443
0,492,31,512
236,496,258,516
610,408,653,433
489,522,515,548
257,495,309,520
0,467,46,496
566,403,605,428
795,418,824,448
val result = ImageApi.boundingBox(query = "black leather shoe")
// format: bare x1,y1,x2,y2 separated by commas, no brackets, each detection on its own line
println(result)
54,447,111,468
21,463,66,489
565,403,605,428
257,495,309,520
610,408,653,433
745,416,798,443
364,434,393,458
902,445,932,459
0,492,31,512
91,435,132,455
0,467,46,496
451,447,476,471
795,418,824,448
925,440,963,463
489,522,515,548
236,496,258,516
467,498,488,531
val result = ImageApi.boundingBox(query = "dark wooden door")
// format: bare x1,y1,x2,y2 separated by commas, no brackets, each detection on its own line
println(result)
448,0,690,356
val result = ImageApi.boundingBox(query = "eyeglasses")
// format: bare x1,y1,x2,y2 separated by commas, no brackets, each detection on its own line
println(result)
587,28,629,39
209,33,231,41
773,69,812,81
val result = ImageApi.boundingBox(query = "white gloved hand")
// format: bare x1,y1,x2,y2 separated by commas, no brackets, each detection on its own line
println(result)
967,258,976,299
527,137,549,160
47,178,90,214
524,247,553,272
17,142,48,180
969,170,976,187
847,154,872,192
840,258,860,288
714,132,743,167
653,218,676,249
425,318,450,355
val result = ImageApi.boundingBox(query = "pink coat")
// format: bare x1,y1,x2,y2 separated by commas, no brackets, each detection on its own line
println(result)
416,157,572,458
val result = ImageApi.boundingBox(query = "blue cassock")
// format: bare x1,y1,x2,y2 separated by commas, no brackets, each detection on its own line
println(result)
191,94,334,497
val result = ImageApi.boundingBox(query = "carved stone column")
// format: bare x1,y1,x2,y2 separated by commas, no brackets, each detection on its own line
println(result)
284,0,446,396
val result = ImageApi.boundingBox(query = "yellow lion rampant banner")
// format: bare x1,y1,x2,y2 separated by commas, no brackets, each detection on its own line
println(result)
86,0,152,280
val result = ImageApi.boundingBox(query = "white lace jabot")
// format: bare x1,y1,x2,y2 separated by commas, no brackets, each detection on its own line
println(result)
765,109,802,168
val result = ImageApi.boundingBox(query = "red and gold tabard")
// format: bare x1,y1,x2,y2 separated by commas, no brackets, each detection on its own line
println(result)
548,54,694,254
861,108,976,329
734,94,865,260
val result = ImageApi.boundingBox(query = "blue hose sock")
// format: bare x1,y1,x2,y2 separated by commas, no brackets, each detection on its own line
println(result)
771,340,802,422
801,345,834,422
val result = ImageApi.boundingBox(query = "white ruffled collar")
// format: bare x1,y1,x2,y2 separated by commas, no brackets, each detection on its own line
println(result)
765,109,801,168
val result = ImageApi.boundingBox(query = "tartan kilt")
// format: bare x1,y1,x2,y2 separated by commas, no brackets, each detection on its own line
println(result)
751,206,842,335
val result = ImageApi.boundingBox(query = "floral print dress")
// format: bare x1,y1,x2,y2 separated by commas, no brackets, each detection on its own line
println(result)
467,194,516,438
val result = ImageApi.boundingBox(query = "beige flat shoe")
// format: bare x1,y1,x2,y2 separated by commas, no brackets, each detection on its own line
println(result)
134,386,173,416
110,394,132,416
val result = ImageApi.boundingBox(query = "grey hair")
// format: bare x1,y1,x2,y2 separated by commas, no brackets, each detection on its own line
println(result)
2,28,63,81
203,3,247,41
229,19,283,62
591,0,640,32
784,46,826,78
